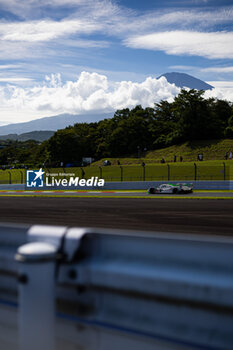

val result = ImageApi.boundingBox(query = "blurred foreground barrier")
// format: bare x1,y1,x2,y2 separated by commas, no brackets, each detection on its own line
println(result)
0,224,233,349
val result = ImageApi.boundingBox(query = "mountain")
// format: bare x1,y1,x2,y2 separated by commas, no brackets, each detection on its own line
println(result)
0,74,212,136
0,121,10,126
158,72,213,90
0,131,54,142
0,112,112,136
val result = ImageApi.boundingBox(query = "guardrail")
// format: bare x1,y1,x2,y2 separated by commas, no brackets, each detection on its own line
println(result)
0,224,233,350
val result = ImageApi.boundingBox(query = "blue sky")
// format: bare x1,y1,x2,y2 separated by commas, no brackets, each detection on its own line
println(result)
0,0,233,123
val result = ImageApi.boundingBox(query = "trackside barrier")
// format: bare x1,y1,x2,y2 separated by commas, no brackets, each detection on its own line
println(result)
2,180,233,190
44,163,231,182
0,224,233,349
0,163,232,185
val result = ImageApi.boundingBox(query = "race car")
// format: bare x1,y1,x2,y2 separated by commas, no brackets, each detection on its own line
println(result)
147,183,193,194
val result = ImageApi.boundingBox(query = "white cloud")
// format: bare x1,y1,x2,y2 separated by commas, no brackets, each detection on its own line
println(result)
0,0,91,19
207,81,233,88
0,1,232,63
204,86,233,101
124,31,233,59
1,0,232,30
202,66,233,73
138,8,233,31
0,64,21,69
1,72,233,124
0,0,124,25
0,77,33,82
0,19,102,43
0,72,180,123
169,65,198,71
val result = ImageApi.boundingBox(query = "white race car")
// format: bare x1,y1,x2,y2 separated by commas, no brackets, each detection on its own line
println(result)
147,183,193,194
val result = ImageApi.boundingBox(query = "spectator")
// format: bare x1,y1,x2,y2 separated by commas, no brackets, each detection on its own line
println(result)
174,155,177,162
81,168,85,178
180,156,183,162
161,158,165,164
225,152,228,160
229,151,232,160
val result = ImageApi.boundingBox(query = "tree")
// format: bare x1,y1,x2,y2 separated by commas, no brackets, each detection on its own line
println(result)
172,89,218,140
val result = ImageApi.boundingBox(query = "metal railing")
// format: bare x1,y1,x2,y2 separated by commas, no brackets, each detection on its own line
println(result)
0,163,232,184
0,224,233,349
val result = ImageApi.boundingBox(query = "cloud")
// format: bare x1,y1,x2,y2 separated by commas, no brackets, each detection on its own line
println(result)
87,6,233,38
0,77,33,82
0,64,21,69
1,71,233,123
202,66,233,73
0,0,91,19
0,72,180,122
204,85,233,101
0,19,102,42
169,65,199,71
1,1,232,41
0,0,124,22
0,1,232,64
139,8,233,31
206,81,233,88
124,31,233,59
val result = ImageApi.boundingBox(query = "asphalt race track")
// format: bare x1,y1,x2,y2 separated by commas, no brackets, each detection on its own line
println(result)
0,196,233,236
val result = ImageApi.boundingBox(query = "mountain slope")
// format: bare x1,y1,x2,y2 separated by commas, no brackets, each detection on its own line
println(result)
158,72,213,90
0,113,112,135
0,121,9,126
0,130,54,142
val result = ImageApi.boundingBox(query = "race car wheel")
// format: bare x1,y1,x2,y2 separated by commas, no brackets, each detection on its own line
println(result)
148,187,155,194
173,188,178,194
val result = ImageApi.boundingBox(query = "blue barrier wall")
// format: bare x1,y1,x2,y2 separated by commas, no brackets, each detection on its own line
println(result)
1,180,233,190
101,180,233,190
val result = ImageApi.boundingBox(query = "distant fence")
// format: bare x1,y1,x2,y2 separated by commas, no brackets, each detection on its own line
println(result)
0,169,25,184
0,163,233,184
43,163,233,182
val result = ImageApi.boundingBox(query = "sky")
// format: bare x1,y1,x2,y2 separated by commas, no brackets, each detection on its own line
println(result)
0,0,233,124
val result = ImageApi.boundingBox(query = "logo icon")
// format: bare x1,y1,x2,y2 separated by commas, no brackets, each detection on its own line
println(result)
26,168,45,188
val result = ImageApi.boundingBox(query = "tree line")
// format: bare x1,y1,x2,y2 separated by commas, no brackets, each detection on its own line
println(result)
0,89,233,167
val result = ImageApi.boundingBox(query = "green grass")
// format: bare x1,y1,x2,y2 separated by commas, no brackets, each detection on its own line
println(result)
145,139,233,162
76,161,231,181
35,161,233,182
0,169,25,184
1,139,233,184
0,161,233,184
91,139,233,166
